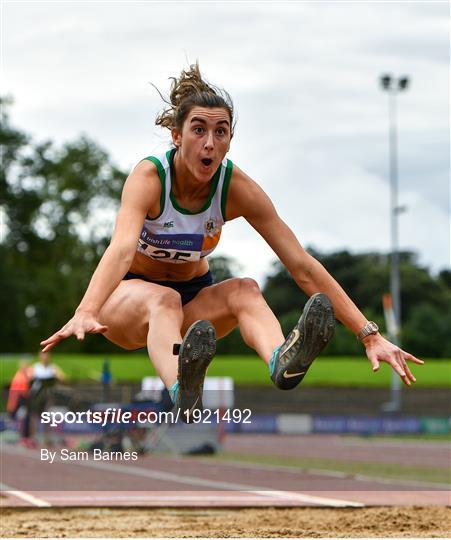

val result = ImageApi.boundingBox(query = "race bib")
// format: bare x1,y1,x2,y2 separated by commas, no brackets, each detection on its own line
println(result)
137,229,204,264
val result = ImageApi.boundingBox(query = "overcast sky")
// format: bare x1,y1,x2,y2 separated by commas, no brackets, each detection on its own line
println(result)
3,1,449,285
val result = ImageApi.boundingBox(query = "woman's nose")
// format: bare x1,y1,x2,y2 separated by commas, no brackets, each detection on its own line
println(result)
204,131,214,149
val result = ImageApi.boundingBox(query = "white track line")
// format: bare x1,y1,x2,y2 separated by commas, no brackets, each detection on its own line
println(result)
0,482,51,507
4,446,363,507
43,495,284,502
69,457,364,507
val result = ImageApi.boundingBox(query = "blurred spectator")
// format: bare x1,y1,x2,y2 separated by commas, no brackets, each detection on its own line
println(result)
7,359,32,418
31,351,65,382
25,351,66,446
101,359,112,401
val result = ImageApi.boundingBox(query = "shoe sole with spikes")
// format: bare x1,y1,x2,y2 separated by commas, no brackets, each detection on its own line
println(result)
271,293,335,390
177,320,216,423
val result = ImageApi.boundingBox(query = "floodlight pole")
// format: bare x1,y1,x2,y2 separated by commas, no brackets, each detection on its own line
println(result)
379,74,409,413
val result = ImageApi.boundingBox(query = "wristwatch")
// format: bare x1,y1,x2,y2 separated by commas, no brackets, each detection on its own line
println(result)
357,321,379,341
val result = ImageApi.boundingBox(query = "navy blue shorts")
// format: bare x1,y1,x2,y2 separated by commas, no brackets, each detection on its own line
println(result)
123,270,214,305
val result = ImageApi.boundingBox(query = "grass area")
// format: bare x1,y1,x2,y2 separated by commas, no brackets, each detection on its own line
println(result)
208,452,450,486
1,353,449,387
349,434,451,442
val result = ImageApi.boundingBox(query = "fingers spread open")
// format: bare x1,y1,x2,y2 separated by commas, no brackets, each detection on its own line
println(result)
41,329,65,345
393,359,411,386
367,352,380,372
41,341,59,353
404,362,416,383
396,350,413,385
399,351,416,383
390,357,406,378
41,316,108,353
40,333,61,347
403,352,425,365
40,326,72,350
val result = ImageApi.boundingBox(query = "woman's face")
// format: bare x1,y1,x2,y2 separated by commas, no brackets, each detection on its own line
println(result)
172,106,231,183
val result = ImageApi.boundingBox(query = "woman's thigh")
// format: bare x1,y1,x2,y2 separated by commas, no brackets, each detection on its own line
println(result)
181,277,261,338
98,279,182,349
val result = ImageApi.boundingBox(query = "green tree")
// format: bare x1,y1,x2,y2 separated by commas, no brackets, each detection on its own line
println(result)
402,303,451,358
1,98,125,352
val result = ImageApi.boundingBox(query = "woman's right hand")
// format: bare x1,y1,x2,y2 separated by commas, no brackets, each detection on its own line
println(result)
40,311,108,352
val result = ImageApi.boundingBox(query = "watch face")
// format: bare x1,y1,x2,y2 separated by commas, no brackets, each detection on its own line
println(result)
358,322,379,340
368,322,379,333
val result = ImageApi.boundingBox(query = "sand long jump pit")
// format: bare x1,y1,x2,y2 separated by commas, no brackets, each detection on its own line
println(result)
1,506,450,538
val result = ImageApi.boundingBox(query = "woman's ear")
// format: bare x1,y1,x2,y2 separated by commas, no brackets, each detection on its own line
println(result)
171,128,181,147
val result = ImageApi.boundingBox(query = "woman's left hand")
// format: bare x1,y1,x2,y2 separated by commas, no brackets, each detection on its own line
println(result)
363,334,424,386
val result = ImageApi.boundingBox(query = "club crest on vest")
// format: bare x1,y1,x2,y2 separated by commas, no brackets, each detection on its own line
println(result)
205,218,219,236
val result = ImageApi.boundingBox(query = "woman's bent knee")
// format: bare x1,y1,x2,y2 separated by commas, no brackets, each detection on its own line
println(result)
148,287,182,314
235,277,261,297
226,277,263,311
239,277,260,293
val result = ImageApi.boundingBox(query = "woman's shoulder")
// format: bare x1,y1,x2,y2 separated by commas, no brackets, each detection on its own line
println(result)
140,149,173,171
225,163,270,220
229,163,264,194
126,159,161,189
121,157,163,209
133,158,159,175
134,151,167,173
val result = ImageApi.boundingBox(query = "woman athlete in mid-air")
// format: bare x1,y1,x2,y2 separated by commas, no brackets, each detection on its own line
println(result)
41,64,423,421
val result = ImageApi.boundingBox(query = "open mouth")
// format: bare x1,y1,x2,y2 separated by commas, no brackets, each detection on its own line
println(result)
201,158,213,167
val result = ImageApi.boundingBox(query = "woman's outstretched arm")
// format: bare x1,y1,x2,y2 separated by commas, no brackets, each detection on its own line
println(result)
228,166,424,386
40,161,160,351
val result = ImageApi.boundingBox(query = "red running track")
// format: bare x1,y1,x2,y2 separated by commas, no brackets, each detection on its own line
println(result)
1,436,449,508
